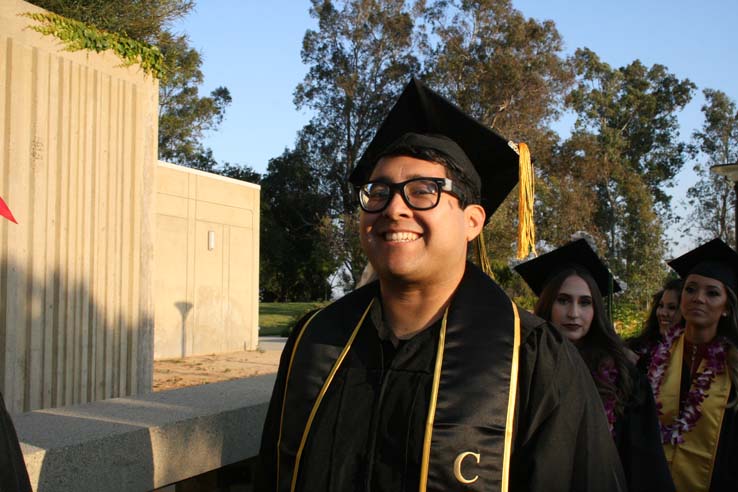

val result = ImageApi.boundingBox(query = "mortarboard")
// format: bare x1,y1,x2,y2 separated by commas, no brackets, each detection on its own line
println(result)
349,77,523,224
667,238,738,293
514,238,622,297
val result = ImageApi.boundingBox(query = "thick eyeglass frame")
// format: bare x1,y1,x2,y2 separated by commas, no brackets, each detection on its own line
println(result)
356,177,464,213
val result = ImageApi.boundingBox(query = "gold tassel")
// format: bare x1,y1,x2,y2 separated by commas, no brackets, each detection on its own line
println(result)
516,142,536,259
475,230,495,279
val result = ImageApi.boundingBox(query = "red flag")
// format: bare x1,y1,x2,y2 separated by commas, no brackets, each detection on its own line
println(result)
0,196,17,224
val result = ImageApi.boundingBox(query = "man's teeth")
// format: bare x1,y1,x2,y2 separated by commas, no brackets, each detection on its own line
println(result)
385,232,419,242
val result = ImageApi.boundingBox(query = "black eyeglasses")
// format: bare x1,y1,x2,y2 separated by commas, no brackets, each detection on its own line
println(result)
356,177,463,213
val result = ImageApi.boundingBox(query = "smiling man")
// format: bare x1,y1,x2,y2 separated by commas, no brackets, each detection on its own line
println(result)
255,79,625,492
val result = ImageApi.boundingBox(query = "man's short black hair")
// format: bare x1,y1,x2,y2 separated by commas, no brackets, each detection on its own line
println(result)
380,144,481,209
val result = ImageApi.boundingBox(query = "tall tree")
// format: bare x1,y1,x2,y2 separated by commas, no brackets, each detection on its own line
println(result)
260,136,339,301
295,0,419,288
420,0,573,261
421,0,570,145
562,48,695,302
156,32,233,169
685,89,738,248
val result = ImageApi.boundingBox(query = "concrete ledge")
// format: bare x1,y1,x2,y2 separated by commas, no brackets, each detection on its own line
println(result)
14,375,276,491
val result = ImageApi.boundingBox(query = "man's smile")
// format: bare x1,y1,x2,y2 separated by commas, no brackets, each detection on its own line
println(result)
383,231,421,242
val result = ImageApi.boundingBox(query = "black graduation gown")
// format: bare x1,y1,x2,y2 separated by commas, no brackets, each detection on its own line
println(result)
612,366,675,492
256,264,625,492
0,393,31,492
627,336,661,374
711,385,737,492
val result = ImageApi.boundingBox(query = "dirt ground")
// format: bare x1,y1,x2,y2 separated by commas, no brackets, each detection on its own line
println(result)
153,347,283,392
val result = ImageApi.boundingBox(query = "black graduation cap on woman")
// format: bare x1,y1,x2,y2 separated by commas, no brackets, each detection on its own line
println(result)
667,238,738,294
349,77,537,268
514,237,623,297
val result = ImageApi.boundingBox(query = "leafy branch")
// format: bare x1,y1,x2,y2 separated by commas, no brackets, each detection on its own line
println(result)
22,11,164,78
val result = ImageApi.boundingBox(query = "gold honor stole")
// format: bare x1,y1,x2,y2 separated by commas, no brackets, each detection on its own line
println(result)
275,265,521,492
659,334,731,492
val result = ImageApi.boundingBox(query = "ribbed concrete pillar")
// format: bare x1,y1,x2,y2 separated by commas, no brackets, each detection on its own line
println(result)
0,0,158,413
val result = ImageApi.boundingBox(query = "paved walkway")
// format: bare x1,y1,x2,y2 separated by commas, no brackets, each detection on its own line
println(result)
257,336,287,352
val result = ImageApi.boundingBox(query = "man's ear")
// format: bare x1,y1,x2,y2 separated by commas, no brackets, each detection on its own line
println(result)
464,204,486,242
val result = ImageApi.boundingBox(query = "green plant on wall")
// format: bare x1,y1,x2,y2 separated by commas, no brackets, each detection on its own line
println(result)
22,11,164,78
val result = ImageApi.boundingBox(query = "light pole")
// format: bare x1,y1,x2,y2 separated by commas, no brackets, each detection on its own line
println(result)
710,161,738,247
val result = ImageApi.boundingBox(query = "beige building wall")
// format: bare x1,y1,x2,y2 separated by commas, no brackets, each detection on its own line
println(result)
0,0,158,413
155,162,260,360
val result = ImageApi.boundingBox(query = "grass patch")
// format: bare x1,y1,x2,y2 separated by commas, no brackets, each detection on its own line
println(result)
259,302,326,337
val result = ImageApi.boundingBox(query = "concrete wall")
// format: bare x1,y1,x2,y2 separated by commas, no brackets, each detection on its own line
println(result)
0,0,159,413
155,162,260,359
16,375,273,491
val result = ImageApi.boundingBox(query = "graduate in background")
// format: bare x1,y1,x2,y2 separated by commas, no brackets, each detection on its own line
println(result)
627,278,683,372
255,78,625,492
648,238,738,491
515,237,674,492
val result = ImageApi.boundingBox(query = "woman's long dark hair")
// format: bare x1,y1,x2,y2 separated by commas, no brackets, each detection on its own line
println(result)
630,279,683,350
535,266,633,416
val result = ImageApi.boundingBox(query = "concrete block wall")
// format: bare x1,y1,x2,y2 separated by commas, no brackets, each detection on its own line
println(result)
0,0,159,412
16,375,273,491
154,163,260,359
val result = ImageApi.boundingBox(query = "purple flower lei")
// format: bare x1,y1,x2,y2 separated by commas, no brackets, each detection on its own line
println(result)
646,324,728,444
594,364,619,436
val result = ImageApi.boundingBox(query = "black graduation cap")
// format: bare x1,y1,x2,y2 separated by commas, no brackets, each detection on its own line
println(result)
667,238,738,292
348,77,521,221
513,238,622,297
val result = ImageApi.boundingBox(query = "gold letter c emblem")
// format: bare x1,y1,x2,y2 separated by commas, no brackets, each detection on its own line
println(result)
453,451,480,484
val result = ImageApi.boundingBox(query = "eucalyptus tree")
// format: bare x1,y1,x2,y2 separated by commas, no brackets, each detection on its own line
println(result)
156,31,233,169
295,0,420,287
419,0,573,269
562,48,695,301
420,0,570,144
686,89,738,248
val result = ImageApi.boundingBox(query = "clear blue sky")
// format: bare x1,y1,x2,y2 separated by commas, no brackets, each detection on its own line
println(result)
173,0,738,253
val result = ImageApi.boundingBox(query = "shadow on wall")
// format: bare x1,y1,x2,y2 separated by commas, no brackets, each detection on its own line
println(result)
0,256,152,415
174,301,193,358
0,254,267,490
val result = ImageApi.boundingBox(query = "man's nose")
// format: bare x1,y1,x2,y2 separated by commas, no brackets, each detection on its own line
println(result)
383,190,411,218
